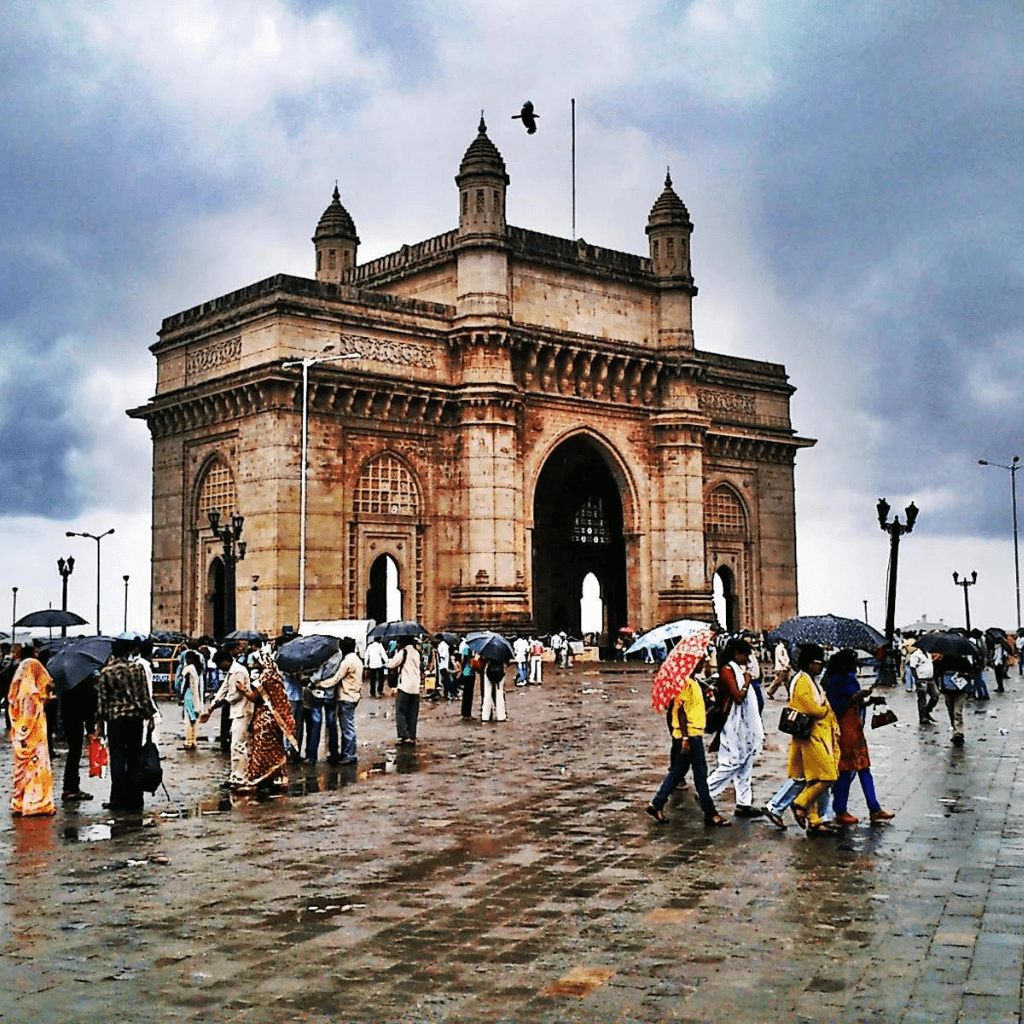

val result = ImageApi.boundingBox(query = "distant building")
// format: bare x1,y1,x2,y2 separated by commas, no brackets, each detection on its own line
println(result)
129,118,814,638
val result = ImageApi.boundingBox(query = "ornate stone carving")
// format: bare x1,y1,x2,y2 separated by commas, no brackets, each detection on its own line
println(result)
698,388,755,419
186,337,241,381
336,333,436,369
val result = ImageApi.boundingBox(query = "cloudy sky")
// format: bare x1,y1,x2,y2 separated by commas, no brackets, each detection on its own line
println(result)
2,0,1022,636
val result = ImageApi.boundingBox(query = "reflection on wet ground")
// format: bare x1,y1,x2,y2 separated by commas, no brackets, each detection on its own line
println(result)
2,666,1024,1022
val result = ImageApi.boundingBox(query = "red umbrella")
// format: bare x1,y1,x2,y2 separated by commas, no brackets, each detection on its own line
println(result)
650,628,716,713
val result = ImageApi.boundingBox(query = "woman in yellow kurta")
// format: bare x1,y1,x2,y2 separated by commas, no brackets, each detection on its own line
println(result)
8,645,56,817
786,643,840,834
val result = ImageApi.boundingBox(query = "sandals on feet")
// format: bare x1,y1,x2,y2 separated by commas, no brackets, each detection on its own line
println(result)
705,814,732,827
791,805,808,830
762,807,787,829
645,804,668,824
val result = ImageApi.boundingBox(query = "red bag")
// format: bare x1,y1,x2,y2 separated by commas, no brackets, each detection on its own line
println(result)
88,735,108,778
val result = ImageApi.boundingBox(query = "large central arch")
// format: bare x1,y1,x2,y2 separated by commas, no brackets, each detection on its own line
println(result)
532,435,629,639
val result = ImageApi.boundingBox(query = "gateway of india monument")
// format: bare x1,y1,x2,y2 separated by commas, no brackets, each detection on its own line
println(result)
129,117,814,640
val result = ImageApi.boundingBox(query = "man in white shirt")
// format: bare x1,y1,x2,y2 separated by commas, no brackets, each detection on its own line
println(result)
513,636,530,687
364,638,388,697
765,641,791,699
203,648,254,786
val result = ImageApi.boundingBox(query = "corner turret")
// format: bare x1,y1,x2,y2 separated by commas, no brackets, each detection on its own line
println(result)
313,185,360,283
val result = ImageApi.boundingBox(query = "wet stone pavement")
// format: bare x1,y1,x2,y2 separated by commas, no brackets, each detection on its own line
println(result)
2,664,1024,1024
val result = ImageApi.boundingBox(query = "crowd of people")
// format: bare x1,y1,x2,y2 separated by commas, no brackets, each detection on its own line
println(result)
1,629,571,817
645,624,1018,834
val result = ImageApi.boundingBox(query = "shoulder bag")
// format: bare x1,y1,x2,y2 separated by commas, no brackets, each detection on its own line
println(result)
778,705,814,740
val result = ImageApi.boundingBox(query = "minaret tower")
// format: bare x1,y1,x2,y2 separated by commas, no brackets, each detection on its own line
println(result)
454,115,510,320
313,185,359,284
646,171,697,350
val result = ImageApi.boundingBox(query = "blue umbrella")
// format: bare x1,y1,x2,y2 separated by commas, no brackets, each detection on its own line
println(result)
766,614,884,654
626,620,713,655
276,634,340,674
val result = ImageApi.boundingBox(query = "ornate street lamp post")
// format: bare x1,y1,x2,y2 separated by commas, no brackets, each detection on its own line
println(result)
65,528,114,635
978,457,1020,631
11,586,17,646
281,345,361,625
952,571,977,632
57,556,75,637
877,497,919,686
208,510,245,635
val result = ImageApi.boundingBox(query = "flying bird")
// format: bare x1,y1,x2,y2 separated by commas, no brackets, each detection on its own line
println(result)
512,100,539,134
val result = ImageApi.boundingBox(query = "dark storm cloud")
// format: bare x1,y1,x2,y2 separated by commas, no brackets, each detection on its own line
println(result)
742,8,1024,538
0,368,86,517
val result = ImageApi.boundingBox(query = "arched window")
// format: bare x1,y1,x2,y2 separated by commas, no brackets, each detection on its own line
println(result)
196,460,236,525
706,485,747,534
354,454,420,516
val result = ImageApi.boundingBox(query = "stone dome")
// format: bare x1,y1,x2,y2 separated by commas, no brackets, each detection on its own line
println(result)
314,185,360,243
457,116,509,183
646,171,692,230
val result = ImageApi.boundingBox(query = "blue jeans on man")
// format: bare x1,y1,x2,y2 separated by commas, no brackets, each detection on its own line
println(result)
306,696,338,763
651,734,717,822
337,699,357,761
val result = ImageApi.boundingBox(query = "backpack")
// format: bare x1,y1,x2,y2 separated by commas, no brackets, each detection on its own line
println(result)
485,661,505,683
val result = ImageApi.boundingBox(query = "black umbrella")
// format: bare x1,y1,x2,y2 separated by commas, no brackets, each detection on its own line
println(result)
276,634,340,674
223,629,267,643
46,636,114,695
15,609,88,628
464,631,514,662
369,620,427,642
915,632,982,660
766,614,885,654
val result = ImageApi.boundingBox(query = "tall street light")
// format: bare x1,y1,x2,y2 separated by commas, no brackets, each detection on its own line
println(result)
208,510,245,635
11,586,17,646
877,497,919,686
57,556,75,637
281,344,361,625
952,571,977,631
978,456,1020,631
66,528,115,635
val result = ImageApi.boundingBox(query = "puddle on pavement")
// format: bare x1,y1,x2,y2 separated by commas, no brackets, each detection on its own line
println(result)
63,823,113,843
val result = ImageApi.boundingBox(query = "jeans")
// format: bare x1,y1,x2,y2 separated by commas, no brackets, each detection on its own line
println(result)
652,735,716,821
338,700,357,760
516,661,529,684
368,667,385,697
287,699,305,756
306,699,338,763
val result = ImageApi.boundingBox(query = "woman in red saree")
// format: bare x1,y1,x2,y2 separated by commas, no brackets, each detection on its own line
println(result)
240,649,297,791
9,646,56,816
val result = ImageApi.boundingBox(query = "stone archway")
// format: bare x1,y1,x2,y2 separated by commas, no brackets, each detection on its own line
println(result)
532,435,627,640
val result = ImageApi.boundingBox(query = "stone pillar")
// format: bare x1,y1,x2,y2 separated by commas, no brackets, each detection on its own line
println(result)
650,410,715,623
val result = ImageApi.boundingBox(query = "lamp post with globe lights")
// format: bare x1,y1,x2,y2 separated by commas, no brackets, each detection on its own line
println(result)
978,456,1021,631
208,510,245,635
952,571,977,632
877,498,919,686
57,556,75,637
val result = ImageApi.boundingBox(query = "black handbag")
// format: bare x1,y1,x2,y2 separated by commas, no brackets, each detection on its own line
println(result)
778,705,814,740
139,724,164,795
871,707,898,729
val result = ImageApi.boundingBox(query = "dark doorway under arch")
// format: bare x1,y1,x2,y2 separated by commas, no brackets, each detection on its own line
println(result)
208,557,226,637
367,553,402,623
533,436,627,639
713,566,737,632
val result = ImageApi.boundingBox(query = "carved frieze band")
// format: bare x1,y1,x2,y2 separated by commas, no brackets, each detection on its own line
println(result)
186,336,241,382
705,433,797,465
698,388,755,419
336,334,436,369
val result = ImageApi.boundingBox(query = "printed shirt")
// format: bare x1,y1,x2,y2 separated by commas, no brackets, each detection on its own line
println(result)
97,658,157,722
